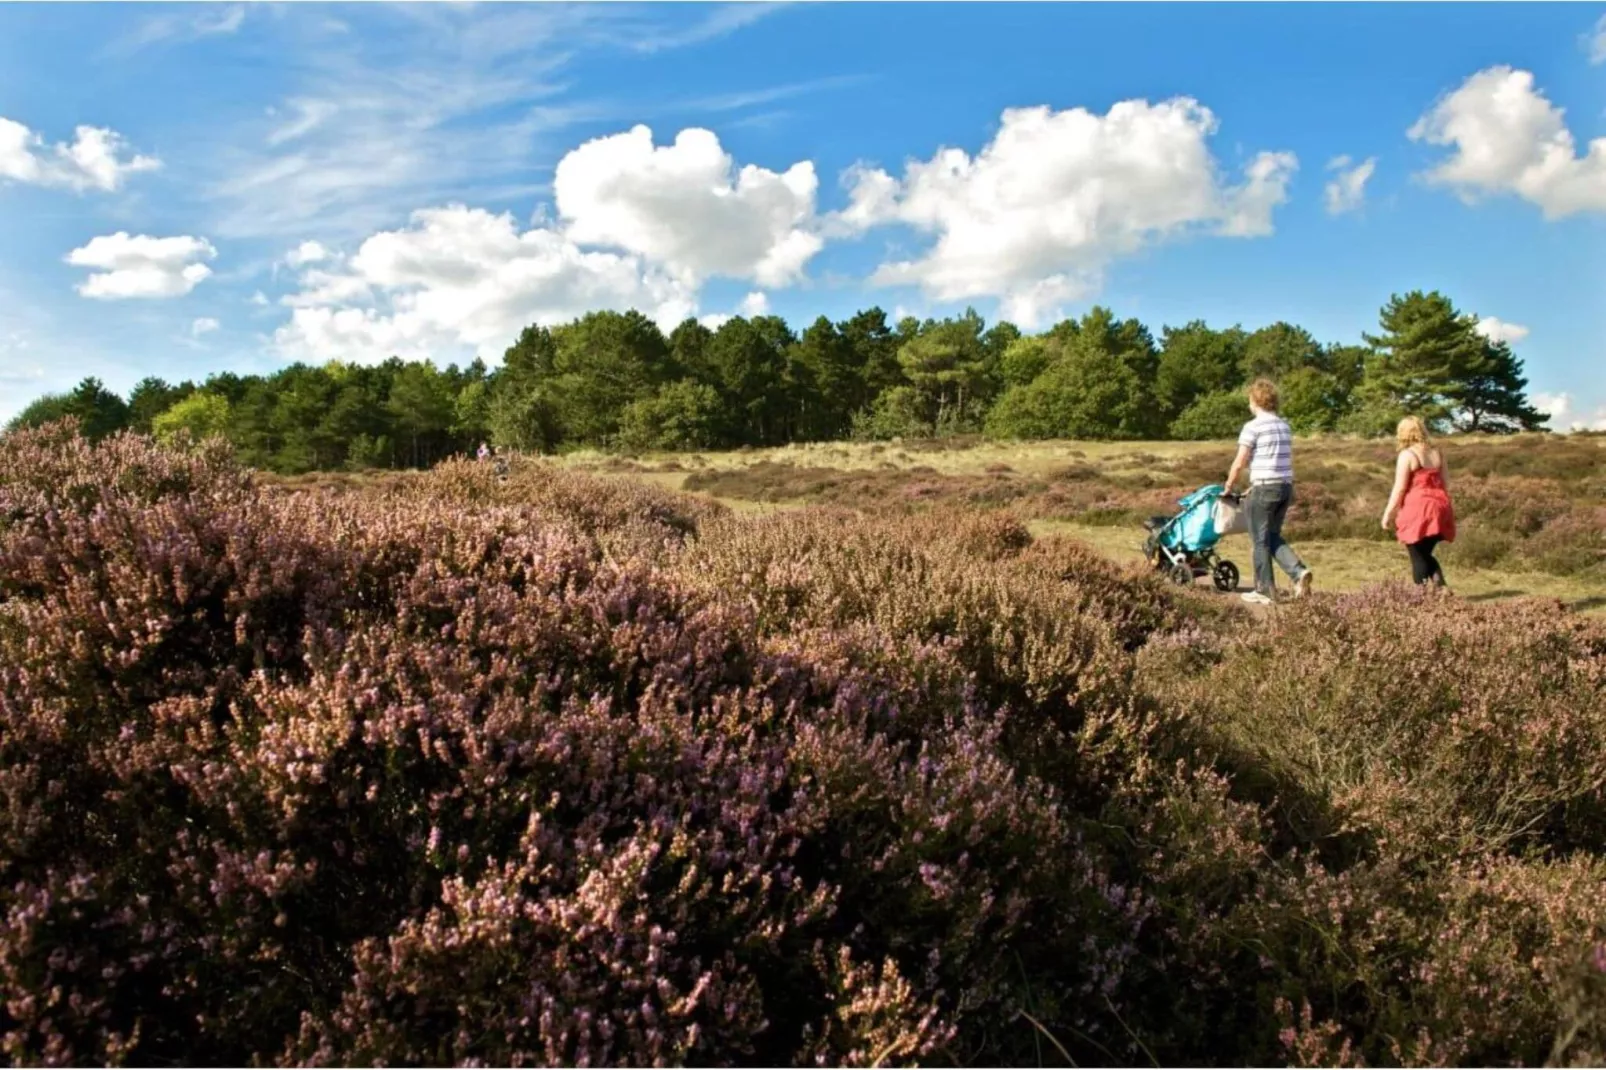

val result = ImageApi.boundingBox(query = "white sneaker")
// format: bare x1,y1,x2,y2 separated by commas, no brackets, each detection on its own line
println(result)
1294,570,1313,599
1241,591,1274,606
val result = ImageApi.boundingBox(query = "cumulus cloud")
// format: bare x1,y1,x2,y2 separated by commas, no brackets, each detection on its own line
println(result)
1532,391,1606,433
1324,154,1377,215
1474,316,1530,344
830,99,1297,326
739,291,770,317
274,204,695,363
66,233,217,299
285,240,331,268
1408,66,1606,219
191,317,221,338
0,117,160,192
555,125,823,288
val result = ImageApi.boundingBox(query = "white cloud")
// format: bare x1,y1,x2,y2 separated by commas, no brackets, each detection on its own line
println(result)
555,125,823,288
66,233,217,299
698,313,732,331
628,2,789,53
1533,391,1606,433
1584,14,1606,65
107,4,247,55
1533,391,1571,424
1324,154,1377,215
1408,66,1606,219
0,117,160,192
831,99,1297,327
267,99,339,148
1475,316,1530,345
249,291,270,306
739,291,771,317
191,317,221,338
274,204,695,363
285,240,331,268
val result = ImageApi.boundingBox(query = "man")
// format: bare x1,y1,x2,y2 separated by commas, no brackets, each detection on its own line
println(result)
1225,378,1313,605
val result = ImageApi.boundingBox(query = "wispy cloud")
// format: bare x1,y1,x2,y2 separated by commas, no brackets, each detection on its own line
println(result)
202,4,806,243
1584,13,1606,65
627,2,792,54
105,4,249,57
677,74,867,114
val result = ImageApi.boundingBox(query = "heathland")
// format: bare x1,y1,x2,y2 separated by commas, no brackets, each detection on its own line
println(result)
3,420,1603,1066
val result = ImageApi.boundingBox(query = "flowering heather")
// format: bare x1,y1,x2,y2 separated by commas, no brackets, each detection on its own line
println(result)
3,425,1605,1066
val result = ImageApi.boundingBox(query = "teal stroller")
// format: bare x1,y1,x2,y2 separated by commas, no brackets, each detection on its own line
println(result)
1141,483,1242,591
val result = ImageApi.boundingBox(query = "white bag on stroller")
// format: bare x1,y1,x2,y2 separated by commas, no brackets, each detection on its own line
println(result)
1211,494,1247,536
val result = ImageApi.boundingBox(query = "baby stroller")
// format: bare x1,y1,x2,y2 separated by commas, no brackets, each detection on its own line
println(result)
1141,483,1242,591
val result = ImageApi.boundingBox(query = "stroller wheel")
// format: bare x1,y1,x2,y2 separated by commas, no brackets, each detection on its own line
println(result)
1212,560,1240,592
1168,562,1194,587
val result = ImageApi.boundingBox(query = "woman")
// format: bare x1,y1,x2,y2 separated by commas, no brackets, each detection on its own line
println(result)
1381,416,1456,586
1225,378,1314,605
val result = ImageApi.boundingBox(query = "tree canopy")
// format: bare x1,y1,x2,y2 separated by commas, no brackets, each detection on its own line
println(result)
4,291,1552,472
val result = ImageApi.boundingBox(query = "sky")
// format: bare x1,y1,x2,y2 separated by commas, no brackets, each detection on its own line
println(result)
1,2,1604,429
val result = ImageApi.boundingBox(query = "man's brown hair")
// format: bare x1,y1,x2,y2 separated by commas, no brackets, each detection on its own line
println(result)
1248,378,1280,413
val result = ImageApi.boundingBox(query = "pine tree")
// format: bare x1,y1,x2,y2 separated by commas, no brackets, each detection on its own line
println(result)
1359,291,1485,428
1455,338,1548,432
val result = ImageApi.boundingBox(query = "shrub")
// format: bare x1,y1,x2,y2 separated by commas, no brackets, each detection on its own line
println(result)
5,427,1606,1067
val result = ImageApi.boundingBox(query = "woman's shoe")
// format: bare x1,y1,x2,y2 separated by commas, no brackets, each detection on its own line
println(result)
1294,569,1314,599
1241,591,1274,606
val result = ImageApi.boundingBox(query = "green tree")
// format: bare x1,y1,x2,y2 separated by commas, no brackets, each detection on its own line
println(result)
1155,321,1247,420
895,312,989,433
703,317,790,445
28,378,133,441
985,335,1143,440
5,393,74,433
487,384,562,454
852,385,932,441
128,377,195,433
1241,322,1325,380
614,381,725,452
387,361,455,467
1278,367,1344,434
1074,306,1163,437
1169,390,1251,440
546,310,671,445
1360,291,1485,428
999,336,1056,388
840,307,903,402
1455,337,1547,433
503,324,559,382
152,392,231,444
453,379,493,444
667,319,714,384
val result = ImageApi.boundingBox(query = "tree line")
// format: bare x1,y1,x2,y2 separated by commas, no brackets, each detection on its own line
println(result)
6,289,1547,473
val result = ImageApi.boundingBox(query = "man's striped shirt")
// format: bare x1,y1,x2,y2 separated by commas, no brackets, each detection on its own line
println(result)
1238,413,1294,484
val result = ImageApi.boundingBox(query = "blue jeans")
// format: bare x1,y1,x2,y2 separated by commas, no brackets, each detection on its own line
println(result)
1246,482,1307,596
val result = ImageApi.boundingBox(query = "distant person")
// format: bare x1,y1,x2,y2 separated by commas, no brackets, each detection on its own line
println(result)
476,441,490,462
1381,416,1455,587
1225,378,1314,605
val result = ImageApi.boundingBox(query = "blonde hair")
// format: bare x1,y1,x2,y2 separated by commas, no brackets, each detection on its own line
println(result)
1396,415,1431,449
1247,378,1279,413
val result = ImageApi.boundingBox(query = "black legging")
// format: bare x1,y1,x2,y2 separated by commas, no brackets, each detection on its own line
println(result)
1406,536,1445,586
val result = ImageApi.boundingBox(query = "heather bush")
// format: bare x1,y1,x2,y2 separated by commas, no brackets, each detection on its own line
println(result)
1150,585,1606,861
6,426,1606,1067
0,430,1155,1065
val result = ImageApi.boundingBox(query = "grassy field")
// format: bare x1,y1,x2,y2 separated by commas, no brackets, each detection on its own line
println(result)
551,433,1606,613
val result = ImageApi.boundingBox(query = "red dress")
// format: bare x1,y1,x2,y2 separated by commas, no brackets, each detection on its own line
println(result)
1395,464,1456,544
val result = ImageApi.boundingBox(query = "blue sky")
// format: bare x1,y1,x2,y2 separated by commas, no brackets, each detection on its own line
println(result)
2,2,1604,428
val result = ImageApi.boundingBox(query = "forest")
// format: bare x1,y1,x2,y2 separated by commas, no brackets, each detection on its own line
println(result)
7,289,1548,474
